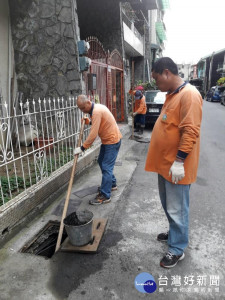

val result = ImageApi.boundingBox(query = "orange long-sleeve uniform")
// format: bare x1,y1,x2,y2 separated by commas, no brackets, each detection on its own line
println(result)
145,84,203,184
82,103,122,149
129,89,147,114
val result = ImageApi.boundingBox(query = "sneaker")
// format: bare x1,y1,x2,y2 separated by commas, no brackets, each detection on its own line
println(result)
160,251,185,268
157,232,169,242
98,185,117,193
111,185,118,191
89,194,111,205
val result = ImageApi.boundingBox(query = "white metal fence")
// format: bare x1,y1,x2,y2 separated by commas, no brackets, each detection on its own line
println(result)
0,97,90,207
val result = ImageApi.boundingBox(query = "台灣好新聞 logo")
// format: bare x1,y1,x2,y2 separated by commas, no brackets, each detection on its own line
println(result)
134,272,157,294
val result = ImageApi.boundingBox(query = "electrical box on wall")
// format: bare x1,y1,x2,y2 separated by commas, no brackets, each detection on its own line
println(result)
88,74,97,90
77,40,90,56
79,57,91,72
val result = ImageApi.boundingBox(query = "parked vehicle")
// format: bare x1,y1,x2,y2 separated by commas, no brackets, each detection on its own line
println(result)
189,78,205,98
205,86,222,102
220,87,225,105
144,90,166,125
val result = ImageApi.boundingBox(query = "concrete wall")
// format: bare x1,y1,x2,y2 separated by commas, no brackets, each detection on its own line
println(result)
177,64,191,81
0,0,17,110
150,10,157,45
8,0,82,100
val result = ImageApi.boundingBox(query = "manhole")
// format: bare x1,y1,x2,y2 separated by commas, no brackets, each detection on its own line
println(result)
20,221,67,258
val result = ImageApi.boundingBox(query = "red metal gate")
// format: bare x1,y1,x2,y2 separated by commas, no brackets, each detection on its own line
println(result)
109,50,124,122
85,37,124,122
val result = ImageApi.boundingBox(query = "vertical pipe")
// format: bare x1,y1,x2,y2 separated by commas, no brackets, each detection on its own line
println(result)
8,15,11,121
131,60,135,139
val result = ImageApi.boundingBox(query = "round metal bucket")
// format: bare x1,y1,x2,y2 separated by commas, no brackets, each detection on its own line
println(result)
63,210,93,246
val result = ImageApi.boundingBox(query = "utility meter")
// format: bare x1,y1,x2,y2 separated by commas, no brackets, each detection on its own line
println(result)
88,74,97,90
77,40,90,56
79,57,91,72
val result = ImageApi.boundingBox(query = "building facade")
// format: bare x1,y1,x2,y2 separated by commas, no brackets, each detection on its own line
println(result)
0,0,169,120
197,48,225,93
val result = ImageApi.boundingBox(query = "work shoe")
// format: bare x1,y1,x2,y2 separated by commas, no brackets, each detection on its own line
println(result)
89,193,111,205
134,128,140,132
97,185,117,193
111,185,118,191
157,232,169,242
160,251,185,268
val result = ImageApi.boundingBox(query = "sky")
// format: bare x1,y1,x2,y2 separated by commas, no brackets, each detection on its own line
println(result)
163,0,225,64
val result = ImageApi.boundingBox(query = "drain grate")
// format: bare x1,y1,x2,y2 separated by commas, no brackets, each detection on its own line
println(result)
20,221,67,258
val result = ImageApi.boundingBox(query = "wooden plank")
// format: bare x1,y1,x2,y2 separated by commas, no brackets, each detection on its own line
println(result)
60,218,108,253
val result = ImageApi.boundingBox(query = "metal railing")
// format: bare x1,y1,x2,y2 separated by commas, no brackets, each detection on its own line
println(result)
121,3,144,43
0,97,90,207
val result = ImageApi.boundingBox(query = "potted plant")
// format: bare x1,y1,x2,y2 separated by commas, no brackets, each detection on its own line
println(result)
34,125,54,153
135,80,157,91
217,77,225,87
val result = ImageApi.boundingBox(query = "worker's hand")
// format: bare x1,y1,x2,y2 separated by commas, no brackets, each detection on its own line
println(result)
132,112,137,117
82,117,91,125
74,147,82,156
169,161,185,184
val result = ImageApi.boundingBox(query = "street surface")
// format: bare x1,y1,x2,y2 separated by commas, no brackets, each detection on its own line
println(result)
0,100,224,300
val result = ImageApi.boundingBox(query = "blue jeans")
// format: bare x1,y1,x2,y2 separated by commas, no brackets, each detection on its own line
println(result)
135,114,145,126
98,140,121,199
158,174,191,255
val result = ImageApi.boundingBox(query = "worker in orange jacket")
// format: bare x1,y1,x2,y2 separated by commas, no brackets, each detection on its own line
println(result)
145,57,203,268
74,95,122,205
129,89,147,134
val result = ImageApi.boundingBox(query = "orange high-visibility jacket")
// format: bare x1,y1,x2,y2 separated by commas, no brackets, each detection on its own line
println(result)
83,104,122,149
145,84,203,184
129,89,147,114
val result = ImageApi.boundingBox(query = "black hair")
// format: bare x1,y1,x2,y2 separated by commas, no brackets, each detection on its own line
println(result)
152,57,178,75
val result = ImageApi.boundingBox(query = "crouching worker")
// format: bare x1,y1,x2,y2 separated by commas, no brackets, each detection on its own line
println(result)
74,95,122,205
129,89,147,134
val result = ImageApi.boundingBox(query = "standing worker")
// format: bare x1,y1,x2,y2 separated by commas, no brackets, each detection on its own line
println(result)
74,95,122,205
145,57,203,268
129,89,147,135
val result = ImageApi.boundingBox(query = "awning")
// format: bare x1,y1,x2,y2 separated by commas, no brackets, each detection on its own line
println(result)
156,22,166,42
159,0,170,10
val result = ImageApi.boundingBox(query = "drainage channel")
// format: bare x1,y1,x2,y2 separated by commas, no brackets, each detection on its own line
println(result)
20,220,97,258
20,221,67,259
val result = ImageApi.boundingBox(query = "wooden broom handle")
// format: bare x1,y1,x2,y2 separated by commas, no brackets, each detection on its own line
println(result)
55,115,87,252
